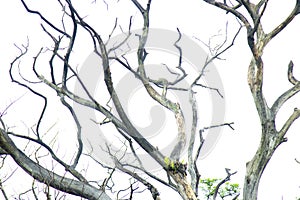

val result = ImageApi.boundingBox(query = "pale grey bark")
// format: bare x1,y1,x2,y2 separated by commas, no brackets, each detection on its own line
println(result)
4,0,298,199
0,129,111,200
202,1,300,199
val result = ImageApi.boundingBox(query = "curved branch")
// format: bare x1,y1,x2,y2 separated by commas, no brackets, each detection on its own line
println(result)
213,168,237,200
131,0,186,161
60,4,162,164
113,158,161,200
271,61,300,117
0,129,111,200
265,0,300,43
279,108,300,138
6,131,87,183
20,0,70,38
131,0,145,14
37,73,128,132
203,0,252,29
62,0,78,88
239,0,255,20
271,83,300,118
288,61,299,84
10,47,47,140
59,97,83,168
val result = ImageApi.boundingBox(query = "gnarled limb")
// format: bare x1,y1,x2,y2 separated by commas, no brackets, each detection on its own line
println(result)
202,1,300,199
0,128,111,200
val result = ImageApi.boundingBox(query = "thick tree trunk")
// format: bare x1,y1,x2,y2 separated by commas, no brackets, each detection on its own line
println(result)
171,172,197,200
243,121,282,200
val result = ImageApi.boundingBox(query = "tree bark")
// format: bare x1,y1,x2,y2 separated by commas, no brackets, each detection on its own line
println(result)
243,120,279,200
170,172,197,200
0,129,112,200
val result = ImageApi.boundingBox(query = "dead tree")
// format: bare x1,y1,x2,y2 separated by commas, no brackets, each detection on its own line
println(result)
2,0,298,200
1,0,238,199
203,0,300,199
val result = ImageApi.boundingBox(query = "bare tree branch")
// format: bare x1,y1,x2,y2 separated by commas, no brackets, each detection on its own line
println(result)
279,108,300,139
0,180,9,200
61,0,78,88
203,0,252,29
201,1,300,199
288,61,299,85
59,97,83,168
0,128,111,200
265,1,300,44
20,0,70,38
213,168,237,200
271,61,300,117
113,157,161,200
7,0,298,199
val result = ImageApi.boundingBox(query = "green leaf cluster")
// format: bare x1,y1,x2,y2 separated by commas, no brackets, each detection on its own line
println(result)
199,178,240,200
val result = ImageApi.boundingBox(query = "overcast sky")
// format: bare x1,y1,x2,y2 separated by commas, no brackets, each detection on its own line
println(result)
1,1,300,199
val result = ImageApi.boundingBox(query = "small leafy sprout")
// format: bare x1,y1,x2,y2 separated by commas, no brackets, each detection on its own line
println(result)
164,157,187,176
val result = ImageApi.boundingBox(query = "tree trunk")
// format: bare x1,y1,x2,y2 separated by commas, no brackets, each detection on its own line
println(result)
171,172,197,200
243,120,282,200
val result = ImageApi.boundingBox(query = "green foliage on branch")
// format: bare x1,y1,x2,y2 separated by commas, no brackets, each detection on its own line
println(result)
199,178,240,200
164,157,187,176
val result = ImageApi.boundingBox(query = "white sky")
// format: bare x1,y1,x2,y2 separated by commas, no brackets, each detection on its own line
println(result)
1,0,300,200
